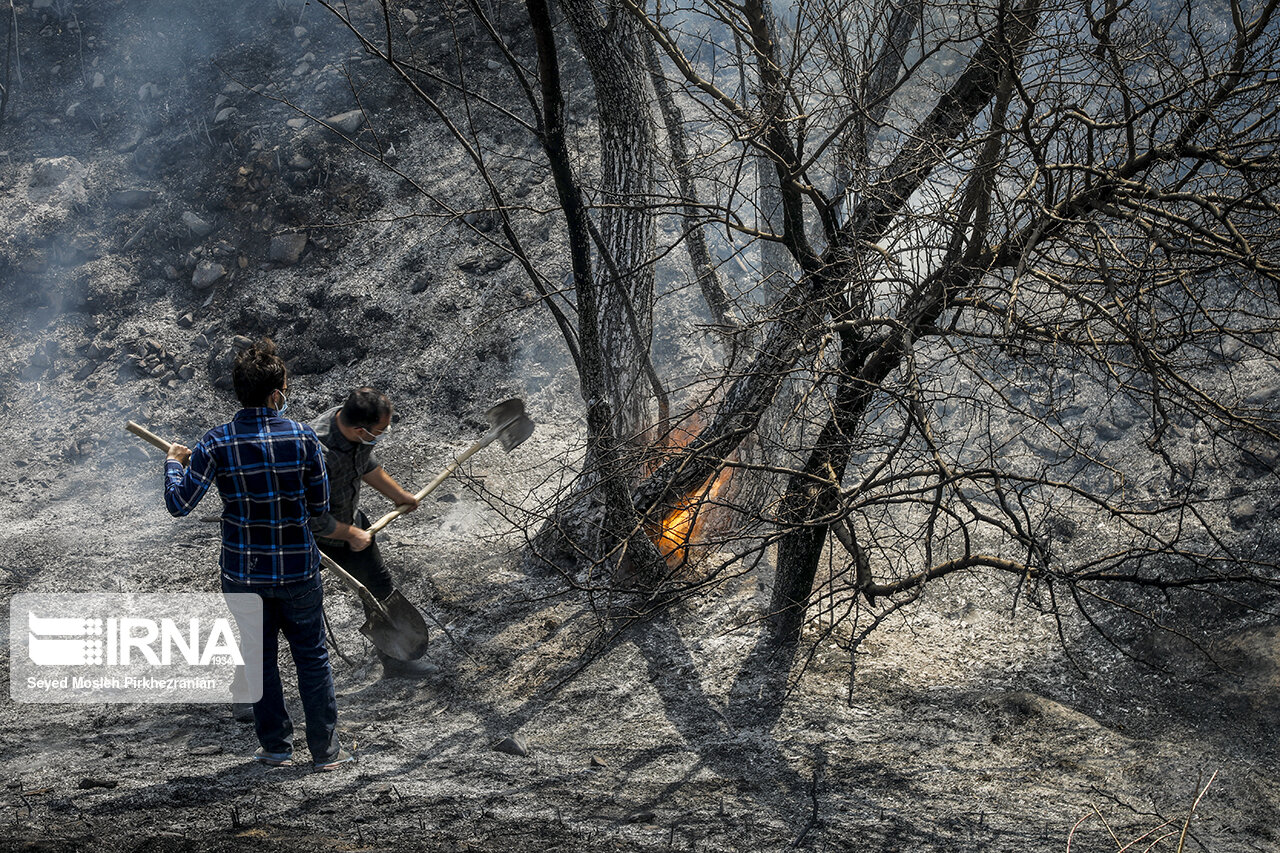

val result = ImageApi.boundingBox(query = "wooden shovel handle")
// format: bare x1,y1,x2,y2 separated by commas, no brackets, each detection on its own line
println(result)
126,420,172,452
365,429,498,535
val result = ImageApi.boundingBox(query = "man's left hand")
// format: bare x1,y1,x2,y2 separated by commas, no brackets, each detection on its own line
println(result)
396,494,420,514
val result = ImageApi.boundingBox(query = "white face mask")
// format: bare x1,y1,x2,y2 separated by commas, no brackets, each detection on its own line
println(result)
355,427,379,446
274,390,289,414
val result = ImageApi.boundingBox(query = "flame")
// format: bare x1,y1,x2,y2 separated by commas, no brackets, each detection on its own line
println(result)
646,416,733,566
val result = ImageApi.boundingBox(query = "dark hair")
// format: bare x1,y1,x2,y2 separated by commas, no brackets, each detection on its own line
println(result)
232,338,287,407
342,387,392,428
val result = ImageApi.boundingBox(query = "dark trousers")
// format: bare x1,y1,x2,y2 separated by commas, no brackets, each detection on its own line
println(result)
222,571,340,763
317,511,394,602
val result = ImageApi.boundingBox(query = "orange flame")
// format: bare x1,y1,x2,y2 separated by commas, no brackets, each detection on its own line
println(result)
645,416,733,566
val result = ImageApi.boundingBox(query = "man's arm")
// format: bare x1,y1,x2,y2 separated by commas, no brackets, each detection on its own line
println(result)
361,466,420,513
164,441,215,517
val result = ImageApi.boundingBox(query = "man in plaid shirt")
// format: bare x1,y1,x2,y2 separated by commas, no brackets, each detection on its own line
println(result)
164,338,354,772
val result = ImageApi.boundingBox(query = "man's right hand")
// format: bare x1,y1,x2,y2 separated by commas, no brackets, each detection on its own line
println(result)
346,527,373,552
167,443,192,467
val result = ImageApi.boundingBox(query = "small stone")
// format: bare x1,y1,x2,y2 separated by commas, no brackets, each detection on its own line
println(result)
401,8,418,23
108,189,157,209
1229,499,1258,528
487,59,502,71
192,334,210,350
214,94,229,110
589,755,607,768
1092,419,1128,441
73,362,98,381
177,313,194,329
182,211,215,238
138,82,161,101
269,232,308,264
491,736,529,757
191,260,227,290
177,365,196,381
215,107,237,124
293,25,308,38
77,778,117,790
286,117,307,130
92,72,105,89
625,810,657,824
163,265,181,281
189,744,222,756
288,154,312,170
322,109,364,135
232,335,253,349
293,62,311,77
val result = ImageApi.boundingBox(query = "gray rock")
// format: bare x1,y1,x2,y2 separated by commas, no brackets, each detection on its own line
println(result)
491,736,529,757
1229,498,1258,528
288,154,313,170
92,72,105,89
269,232,308,264
1092,419,1129,441
215,107,238,124
192,260,227,290
108,189,158,209
589,755,607,768
182,211,215,237
293,25,308,38
138,82,161,101
286,117,308,130
73,362,98,382
323,109,365,135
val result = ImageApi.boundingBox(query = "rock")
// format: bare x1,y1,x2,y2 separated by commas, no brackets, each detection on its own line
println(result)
288,154,312,170
293,62,311,77
163,265,181,281
401,8,418,23
192,334,210,350
108,189,158,209
189,744,222,756
77,778,117,790
73,362,98,381
1092,419,1129,441
192,260,227,290
177,365,196,381
177,313,195,329
269,232,308,264
625,810,657,824
92,72,105,89
456,253,511,274
182,211,214,238
293,25,308,38
232,335,253,349
215,107,238,124
138,82,161,101
322,109,365,135
287,117,308,130
1229,498,1258,528
491,736,529,757
487,59,502,71
589,755,607,768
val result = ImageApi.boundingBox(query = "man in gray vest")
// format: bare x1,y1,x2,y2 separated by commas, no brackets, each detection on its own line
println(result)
309,387,434,678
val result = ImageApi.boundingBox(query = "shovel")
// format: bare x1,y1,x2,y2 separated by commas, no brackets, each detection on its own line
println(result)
124,420,430,661
364,398,535,535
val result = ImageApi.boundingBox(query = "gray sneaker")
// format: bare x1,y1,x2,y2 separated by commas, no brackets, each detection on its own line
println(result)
314,749,356,772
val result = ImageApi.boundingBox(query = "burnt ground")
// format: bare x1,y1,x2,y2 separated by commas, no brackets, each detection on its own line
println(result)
2,0,1280,851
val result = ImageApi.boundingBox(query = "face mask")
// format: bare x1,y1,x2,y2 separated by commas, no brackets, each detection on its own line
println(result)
274,390,289,415
356,428,379,446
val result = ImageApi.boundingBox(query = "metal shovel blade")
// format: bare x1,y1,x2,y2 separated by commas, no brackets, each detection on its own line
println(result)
484,398,535,452
358,590,430,661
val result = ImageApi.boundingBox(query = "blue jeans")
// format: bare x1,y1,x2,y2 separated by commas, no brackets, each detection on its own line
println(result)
223,571,340,763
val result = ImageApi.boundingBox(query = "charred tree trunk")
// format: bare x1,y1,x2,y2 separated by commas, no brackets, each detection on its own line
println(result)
560,0,658,449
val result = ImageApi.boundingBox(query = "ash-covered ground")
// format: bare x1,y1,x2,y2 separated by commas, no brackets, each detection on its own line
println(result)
1,1,1279,850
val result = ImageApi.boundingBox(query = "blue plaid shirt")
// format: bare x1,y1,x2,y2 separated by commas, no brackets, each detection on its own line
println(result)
164,408,330,585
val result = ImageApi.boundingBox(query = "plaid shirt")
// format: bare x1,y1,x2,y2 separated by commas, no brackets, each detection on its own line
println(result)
164,408,330,585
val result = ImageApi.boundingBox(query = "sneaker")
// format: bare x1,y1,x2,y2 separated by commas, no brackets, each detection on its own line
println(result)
232,703,255,723
252,747,294,767
314,749,356,772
